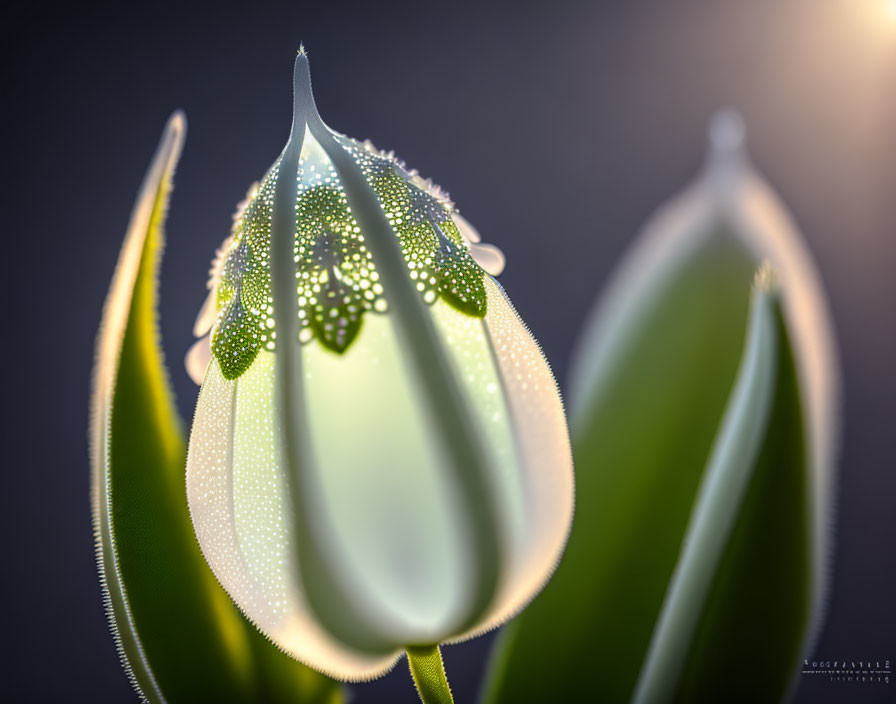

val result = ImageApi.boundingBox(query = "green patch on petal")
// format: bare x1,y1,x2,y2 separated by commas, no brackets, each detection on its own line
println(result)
211,136,487,379
435,216,488,316
352,143,487,318
296,184,377,352
211,172,277,380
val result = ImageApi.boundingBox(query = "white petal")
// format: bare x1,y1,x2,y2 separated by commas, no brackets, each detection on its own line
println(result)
469,242,506,276
289,63,512,648
451,211,481,243
429,298,526,573
184,335,212,386
449,276,575,642
186,356,401,680
192,289,218,338
299,312,476,645
291,288,571,649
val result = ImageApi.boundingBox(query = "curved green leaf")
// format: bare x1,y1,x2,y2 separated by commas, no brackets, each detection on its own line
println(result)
632,272,809,703
482,231,758,704
90,112,341,703
482,112,835,704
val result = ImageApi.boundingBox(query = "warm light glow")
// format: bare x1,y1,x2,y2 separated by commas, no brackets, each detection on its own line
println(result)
859,0,896,33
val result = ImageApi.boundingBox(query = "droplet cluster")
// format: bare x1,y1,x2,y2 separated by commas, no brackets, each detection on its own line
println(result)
210,134,487,380
345,138,487,318
294,158,381,354
211,167,278,379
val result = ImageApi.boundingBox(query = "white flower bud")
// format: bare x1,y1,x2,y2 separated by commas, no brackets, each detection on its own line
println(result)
185,52,574,680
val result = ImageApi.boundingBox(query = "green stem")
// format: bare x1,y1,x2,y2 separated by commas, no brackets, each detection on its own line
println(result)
407,645,454,704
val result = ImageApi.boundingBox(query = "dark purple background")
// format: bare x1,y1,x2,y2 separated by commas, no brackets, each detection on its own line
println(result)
3,0,893,701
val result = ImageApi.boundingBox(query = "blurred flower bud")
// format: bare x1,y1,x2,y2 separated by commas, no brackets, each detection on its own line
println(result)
484,110,838,703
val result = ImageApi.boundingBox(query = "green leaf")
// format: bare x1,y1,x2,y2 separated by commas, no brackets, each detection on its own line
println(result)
482,112,836,704
632,270,809,703
482,230,759,704
90,112,342,704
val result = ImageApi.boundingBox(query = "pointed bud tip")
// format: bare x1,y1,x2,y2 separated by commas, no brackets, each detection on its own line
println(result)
287,46,320,141
752,260,780,296
705,108,748,198
295,44,311,75
292,47,316,104
709,109,746,155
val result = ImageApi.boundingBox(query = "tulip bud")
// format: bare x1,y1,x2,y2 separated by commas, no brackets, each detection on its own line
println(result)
184,51,574,681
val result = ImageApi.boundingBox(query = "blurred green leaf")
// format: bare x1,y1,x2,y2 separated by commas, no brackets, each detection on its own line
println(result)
632,273,809,703
484,239,812,704
483,111,836,704
90,112,341,704
482,230,759,704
